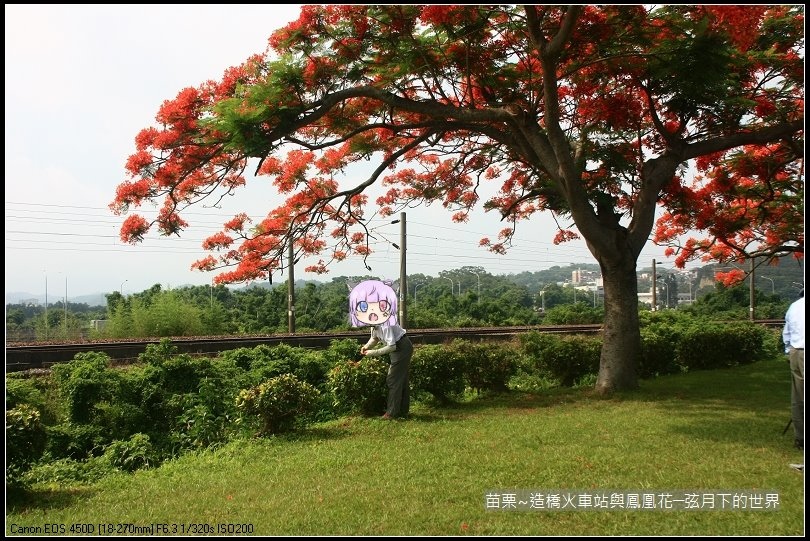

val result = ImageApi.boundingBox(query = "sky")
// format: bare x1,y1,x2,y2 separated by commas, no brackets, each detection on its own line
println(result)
5,4,688,301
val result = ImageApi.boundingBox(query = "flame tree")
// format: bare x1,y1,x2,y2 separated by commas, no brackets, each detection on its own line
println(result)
111,5,804,393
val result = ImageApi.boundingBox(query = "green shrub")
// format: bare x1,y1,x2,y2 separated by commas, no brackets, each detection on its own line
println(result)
102,433,156,472
6,374,65,425
218,347,256,371
6,404,47,488
543,303,604,325
639,326,682,378
45,422,107,460
508,373,558,393
94,401,148,442
24,456,115,487
323,338,363,366
677,322,770,370
236,373,321,435
763,327,783,358
247,358,295,385
519,332,600,387
6,376,45,410
160,354,218,394
448,340,517,393
50,352,119,424
171,377,240,450
114,363,168,433
327,358,388,416
410,344,466,403
723,323,770,364
138,338,179,366
292,350,333,388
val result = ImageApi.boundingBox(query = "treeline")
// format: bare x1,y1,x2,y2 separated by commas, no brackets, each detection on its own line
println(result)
6,263,799,342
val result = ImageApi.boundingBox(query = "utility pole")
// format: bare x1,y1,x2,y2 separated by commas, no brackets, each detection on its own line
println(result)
472,271,481,303
652,259,657,311
44,273,48,340
288,239,295,333
64,275,68,339
398,212,407,328
749,258,755,321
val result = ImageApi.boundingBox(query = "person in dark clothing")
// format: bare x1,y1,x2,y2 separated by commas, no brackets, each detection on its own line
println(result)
349,280,413,419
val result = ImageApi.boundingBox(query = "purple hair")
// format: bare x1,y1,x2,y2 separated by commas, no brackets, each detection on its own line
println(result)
349,280,398,327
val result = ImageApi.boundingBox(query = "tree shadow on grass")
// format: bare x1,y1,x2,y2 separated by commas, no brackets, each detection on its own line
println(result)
401,360,794,449
6,485,98,513
598,359,795,448
404,386,586,423
277,423,354,443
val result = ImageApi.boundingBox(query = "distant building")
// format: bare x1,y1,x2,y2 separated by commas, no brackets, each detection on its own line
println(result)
90,320,108,331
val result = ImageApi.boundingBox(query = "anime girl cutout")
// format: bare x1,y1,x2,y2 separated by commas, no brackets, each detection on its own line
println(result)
349,280,399,328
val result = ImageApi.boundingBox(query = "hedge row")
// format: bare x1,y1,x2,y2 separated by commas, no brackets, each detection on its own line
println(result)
7,315,777,490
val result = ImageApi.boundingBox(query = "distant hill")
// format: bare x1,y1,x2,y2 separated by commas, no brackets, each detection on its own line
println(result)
5,291,108,307
5,260,803,308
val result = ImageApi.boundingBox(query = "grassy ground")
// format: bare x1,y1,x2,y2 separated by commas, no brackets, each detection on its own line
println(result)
6,358,804,536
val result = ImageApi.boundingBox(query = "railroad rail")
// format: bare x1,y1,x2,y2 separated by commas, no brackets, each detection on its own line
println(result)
5,325,602,373
5,320,784,373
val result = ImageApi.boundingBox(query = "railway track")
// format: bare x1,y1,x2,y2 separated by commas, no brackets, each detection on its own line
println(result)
5,324,603,373
5,320,784,373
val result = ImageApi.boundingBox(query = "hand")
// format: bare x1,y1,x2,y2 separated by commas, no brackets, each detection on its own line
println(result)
360,347,368,355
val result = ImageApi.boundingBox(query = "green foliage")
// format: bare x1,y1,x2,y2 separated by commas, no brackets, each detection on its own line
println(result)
218,347,256,370
5,360,804,535
104,290,206,338
639,327,682,378
448,339,517,393
323,338,363,367
519,332,601,387
4,308,782,494
45,422,107,460
236,374,320,435
138,338,180,366
171,377,240,450
763,327,783,358
410,344,466,403
101,433,156,472
23,456,115,487
637,311,688,378
42,344,247,463
94,400,148,442
50,352,118,424
220,342,338,389
160,354,217,393
327,358,388,416
6,404,47,488
245,348,296,385
677,322,767,370
639,310,773,372
542,302,604,325
5,376,56,422
292,350,334,389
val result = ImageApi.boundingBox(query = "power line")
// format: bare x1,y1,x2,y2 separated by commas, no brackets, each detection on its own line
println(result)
6,200,682,282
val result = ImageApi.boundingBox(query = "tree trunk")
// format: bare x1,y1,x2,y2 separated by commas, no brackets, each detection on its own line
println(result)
594,256,641,394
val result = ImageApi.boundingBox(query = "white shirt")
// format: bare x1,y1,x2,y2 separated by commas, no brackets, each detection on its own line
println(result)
370,324,406,346
363,324,407,357
782,297,805,352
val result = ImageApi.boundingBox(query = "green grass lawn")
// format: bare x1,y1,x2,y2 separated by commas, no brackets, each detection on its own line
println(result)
6,358,804,536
